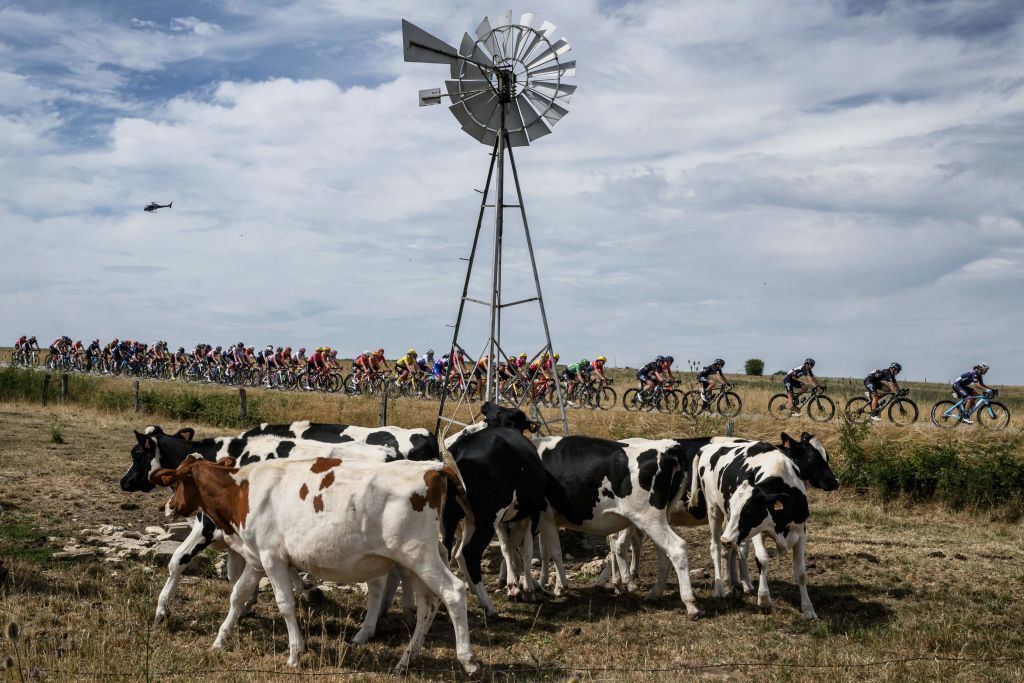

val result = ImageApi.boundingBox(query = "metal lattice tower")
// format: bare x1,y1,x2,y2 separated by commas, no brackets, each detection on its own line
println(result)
402,12,575,441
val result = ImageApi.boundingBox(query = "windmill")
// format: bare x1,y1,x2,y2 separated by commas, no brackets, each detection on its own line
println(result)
402,12,575,440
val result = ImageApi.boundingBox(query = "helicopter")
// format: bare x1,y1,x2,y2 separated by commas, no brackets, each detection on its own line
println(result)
144,202,172,212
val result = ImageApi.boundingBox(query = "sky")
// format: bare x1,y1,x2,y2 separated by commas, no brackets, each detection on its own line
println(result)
1,0,1022,382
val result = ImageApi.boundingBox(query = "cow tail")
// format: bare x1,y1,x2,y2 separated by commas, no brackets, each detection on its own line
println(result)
441,465,474,564
686,458,702,510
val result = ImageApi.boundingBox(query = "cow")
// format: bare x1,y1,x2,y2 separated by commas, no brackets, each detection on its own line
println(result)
120,423,438,624
599,432,838,598
441,402,548,616
689,435,820,619
153,455,480,673
532,436,701,615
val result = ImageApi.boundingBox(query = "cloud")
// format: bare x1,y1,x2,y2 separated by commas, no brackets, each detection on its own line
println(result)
0,0,1022,382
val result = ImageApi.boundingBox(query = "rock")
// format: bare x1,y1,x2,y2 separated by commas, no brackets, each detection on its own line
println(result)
144,526,166,537
53,547,97,560
927,550,946,559
165,522,193,542
531,558,541,568
579,559,605,576
122,530,142,540
148,541,181,564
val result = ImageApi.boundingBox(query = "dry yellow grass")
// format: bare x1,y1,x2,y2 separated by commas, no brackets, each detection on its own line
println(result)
2,402,1024,681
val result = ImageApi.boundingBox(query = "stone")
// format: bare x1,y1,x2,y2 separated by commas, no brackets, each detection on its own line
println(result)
148,541,181,564
144,526,166,537
122,530,142,540
53,546,97,560
165,522,193,542
578,559,606,576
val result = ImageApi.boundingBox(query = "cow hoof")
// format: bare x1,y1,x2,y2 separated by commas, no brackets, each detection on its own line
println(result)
684,602,701,619
802,609,819,620
460,655,482,674
350,630,373,646
553,586,566,598
625,581,639,593
153,612,167,627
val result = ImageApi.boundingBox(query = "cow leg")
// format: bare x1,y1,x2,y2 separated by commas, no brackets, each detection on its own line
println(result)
708,508,727,599
736,540,755,594
792,529,817,619
517,521,538,599
393,572,439,672
403,557,480,674
538,515,569,596
609,530,636,592
634,517,700,616
351,574,389,645
263,558,304,667
646,545,671,600
155,516,216,625
212,564,262,651
628,527,643,581
751,534,772,611
494,522,522,600
225,549,260,617
459,523,499,617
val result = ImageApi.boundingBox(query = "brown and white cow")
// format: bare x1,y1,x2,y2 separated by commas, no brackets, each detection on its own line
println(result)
153,455,479,673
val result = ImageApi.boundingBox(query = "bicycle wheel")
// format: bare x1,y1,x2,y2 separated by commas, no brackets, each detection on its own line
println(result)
807,395,835,423
844,397,871,424
680,390,703,416
930,400,962,429
768,394,793,421
888,398,918,426
594,386,617,410
976,401,1010,431
622,388,641,412
717,391,742,418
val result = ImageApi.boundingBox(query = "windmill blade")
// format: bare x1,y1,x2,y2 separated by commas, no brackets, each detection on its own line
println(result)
515,93,552,142
528,59,575,79
475,16,504,62
493,11,513,59
402,19,459,65
528,80,577,102
503,96,531,147
445,80,491,104
452,33,493,80
524,90,569,126
517,19,556,64
513,13,536,59
450,99,493,144
526,38,571,70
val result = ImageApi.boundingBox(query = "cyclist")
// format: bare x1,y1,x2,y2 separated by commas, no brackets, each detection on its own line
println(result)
952,362,993,424
172,346,188,375
473,354,490,399
784,358,821,416
432,353,450,381
306,347,327,386
592,356,609,383
417,349,435,374
370,348,390,374
637,355,674,394
864,362,902,422
697,358,726,407
562,358,592,406
85,339,102,371
48,335,71,364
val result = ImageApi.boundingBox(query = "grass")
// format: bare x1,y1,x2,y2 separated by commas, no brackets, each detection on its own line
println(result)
1,399,1024,680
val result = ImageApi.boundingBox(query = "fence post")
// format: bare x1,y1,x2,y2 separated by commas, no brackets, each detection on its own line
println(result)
239,388,248,426
60,373,69,403
725,419,734,436
41,374,51,406
133,380,140,412
379,392,388,427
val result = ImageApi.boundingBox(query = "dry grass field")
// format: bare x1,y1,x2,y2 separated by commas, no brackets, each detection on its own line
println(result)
2,395,1024,681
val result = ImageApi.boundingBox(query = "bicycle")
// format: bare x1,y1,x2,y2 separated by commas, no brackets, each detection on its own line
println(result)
931,388,1010,430
768,385,835,422
681,383,742,417
844,388,918,426
623,381,681,413
578,377,616,410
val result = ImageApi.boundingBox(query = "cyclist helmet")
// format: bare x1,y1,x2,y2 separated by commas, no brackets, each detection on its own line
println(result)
284,346,291,354
553,353,560,360
407,348,416,356
237,342,244,348
655,355,665,363
665,355,675,364
275,346,282,353
178,347,185,353
298,347,305,354
75,339,82,345
92,338,99,344
580,358,590,366
330,350,337,357
215,345,222,352
889,362,902,373
977,361,990,372
426,349,434,355
596,355,607,363
804,358,815,367
714,358,724,367
376,348,385,356
519,352,528,359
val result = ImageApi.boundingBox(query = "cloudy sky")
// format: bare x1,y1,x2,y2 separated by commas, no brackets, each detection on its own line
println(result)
2,0,1022,382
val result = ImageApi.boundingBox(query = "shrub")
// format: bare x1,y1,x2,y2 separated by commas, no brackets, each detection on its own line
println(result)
744,359,764,376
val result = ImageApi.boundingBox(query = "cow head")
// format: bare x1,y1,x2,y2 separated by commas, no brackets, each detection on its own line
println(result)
480,401,540,433
152,455,202,517
120,426,194,493
721,482,810,549
780,432,838,491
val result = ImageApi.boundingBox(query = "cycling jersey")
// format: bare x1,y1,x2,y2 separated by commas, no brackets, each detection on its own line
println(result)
954,370,980,387
432,359,448,377
698,364,721,380
866,368,896,384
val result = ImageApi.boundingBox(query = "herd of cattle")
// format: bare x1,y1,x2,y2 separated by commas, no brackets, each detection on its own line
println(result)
118,403,838,673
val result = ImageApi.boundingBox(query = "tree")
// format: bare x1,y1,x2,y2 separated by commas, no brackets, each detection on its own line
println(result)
744,358,764,376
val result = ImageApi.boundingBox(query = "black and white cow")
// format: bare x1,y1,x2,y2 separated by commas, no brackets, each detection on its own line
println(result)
689,435,821,618
601,432,837,600
441,403,548,616
120,423,439,624
533,436,702,615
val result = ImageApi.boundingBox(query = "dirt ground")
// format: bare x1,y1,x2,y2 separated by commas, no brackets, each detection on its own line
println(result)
2,401,1024,681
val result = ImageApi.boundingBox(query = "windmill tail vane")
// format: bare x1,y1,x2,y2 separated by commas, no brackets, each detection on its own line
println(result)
402,12,576,440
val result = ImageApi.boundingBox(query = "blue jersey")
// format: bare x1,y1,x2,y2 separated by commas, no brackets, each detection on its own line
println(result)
955,370,980,387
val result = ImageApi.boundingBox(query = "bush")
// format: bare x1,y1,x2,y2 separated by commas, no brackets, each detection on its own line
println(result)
744,359,764,376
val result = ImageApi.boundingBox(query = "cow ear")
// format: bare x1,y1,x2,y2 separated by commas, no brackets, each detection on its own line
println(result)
151,468,178,487
800,432,812,442
135,430,148,445
780,433,794,449
217,456,236,468
766,492,791,512
528,420,541,433
175,428,195,442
